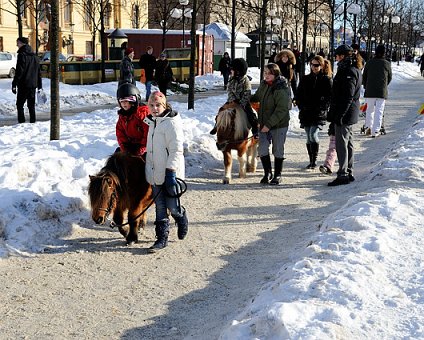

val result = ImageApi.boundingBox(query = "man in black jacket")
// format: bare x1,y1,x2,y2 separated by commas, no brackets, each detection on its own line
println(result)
139,46,156,102
327,44,362,186
12,37,42,123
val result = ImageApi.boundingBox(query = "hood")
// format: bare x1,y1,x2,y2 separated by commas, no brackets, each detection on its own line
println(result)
18,44,35,56
275,49,296,65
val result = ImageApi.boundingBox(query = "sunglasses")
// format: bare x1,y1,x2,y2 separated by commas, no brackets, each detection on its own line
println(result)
311,63,320,67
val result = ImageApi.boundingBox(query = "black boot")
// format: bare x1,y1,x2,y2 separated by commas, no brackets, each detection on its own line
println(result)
305,144,313,169
309,142,319,169
270,158,284,185
149,219,170,252
244,104,259,136
174,208,188,240
260,155,273,184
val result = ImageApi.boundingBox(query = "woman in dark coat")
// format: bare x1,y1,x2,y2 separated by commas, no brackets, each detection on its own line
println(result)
275,49,297,97
155,53,174,96
296,55,333,169
218,52,231,90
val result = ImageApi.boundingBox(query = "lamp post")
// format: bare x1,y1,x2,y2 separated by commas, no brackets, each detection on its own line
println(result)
171,0,191,48
391,15,400,61
413,25,421,56
335,0,360,44
70,22,75,54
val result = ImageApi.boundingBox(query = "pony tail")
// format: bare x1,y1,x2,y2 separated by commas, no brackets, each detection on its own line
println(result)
322,59,333,77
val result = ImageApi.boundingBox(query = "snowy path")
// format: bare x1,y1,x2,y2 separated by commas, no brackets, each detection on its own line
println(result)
0,77,423,339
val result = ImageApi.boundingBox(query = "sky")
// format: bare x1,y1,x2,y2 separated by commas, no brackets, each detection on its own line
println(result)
0,61,423,339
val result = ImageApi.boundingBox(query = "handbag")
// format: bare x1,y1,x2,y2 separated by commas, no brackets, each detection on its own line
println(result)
37,89,47,105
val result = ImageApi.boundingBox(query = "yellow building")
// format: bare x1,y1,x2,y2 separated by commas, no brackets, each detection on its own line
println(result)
0,0,148,58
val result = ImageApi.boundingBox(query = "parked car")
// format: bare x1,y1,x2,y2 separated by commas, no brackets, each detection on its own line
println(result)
38,51,67,62
0,52,17,78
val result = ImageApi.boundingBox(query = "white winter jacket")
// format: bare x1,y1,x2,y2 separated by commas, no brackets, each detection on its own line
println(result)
144,109,185,185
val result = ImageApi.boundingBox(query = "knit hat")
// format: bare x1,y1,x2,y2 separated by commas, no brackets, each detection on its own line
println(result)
17,36,29,45
335,44,353,56
148,91,167,108
230,58,248,76
375,44,386,56
125,47,134,56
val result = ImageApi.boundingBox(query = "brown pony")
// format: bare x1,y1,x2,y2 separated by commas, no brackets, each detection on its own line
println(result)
88,152,153,245
215,103,258,184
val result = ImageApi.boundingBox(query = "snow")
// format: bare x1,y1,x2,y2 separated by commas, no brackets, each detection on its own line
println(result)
1,61,423,339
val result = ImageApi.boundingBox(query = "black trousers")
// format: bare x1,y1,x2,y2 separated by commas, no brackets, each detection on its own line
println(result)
16,86,36,123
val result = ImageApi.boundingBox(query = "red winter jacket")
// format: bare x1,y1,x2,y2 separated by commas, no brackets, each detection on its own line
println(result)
116,105,149,156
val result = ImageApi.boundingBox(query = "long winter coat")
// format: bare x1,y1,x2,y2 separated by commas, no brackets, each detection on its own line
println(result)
116,105,149,156
362,58,392,99
328,57,362,126
144,109,185,185
155,59,173,83
218,56,231,75
119,56,136,86
250,76,291,130
296,72,332,127
227,75,252,108
139,53,156,82
12,44,42,89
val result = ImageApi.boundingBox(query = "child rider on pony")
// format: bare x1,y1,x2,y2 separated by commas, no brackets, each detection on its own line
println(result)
116,83,149,157
210,57,259,137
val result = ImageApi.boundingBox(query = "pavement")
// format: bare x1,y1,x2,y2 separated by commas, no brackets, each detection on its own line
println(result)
0,87,227,127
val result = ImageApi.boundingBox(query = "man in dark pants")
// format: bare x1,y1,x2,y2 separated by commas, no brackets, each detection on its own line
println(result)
12,37,42,124
139,46,156,102
327,44,362,186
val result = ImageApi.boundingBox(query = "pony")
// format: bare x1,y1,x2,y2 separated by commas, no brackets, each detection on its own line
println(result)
215,103,258,184
88,152,153,245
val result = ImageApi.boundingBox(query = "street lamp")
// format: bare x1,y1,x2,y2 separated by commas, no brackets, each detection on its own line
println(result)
335,0,361,44
171,0,191,48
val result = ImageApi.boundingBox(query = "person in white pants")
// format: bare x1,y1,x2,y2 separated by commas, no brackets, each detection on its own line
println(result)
362,44,392,138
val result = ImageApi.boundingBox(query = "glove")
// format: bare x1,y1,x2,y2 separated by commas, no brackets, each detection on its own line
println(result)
165,169,177,196
12,87,16,94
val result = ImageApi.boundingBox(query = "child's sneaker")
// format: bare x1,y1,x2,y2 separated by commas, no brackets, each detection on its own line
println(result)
319,165,332,175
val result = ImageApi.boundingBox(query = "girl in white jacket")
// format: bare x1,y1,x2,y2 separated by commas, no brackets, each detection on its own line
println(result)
144,91,188,252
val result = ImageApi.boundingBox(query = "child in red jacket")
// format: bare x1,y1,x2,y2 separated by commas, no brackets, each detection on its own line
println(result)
116,83,149,156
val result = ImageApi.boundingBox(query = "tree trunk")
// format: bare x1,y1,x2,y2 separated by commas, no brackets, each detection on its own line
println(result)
50,0,60,140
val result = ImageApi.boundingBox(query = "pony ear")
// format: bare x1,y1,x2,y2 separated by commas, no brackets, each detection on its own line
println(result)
89,175,95,181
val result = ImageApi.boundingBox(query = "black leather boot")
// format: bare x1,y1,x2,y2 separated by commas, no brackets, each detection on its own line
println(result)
309,142,319,169
270,158,284,185
306,144,312,169
149,219,170,252
174,208,188,240
260,155,273,184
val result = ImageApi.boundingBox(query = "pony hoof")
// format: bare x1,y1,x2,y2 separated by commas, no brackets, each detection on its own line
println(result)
126,238,138,246
222,178,231,184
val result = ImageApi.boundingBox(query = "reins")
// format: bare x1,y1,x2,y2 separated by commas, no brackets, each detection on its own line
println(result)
104,177,188,229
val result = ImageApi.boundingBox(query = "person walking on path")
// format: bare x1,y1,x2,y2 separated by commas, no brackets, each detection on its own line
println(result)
154,53,174,97
218,52,231,90
118,48,136,87
295,55,332,170
275,49,297,98
139,46,156,102
327,44,362,186
144,91,188,252
12,36,42,124
362,44,392,138
250,63,291,185
419,52,424,77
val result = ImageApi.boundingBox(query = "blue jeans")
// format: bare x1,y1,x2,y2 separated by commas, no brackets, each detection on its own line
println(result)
145,81,152,101
152,185,183,222
304,125,320,144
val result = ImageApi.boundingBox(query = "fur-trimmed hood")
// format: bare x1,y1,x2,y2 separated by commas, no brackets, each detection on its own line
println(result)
275,49,296,65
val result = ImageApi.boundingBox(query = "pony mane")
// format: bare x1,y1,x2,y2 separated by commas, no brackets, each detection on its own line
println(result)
216,105,249,140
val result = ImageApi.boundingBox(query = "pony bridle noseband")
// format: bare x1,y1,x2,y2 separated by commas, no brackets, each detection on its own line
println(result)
97,190,117,225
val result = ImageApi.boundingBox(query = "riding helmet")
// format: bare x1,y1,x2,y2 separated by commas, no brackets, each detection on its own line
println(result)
231,58,248,77
117,83,141,106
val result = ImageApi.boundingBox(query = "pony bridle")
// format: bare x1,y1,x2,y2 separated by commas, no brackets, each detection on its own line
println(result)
97,190,117,225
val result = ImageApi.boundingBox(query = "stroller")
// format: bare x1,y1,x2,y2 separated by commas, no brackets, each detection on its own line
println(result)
359,100,387,135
